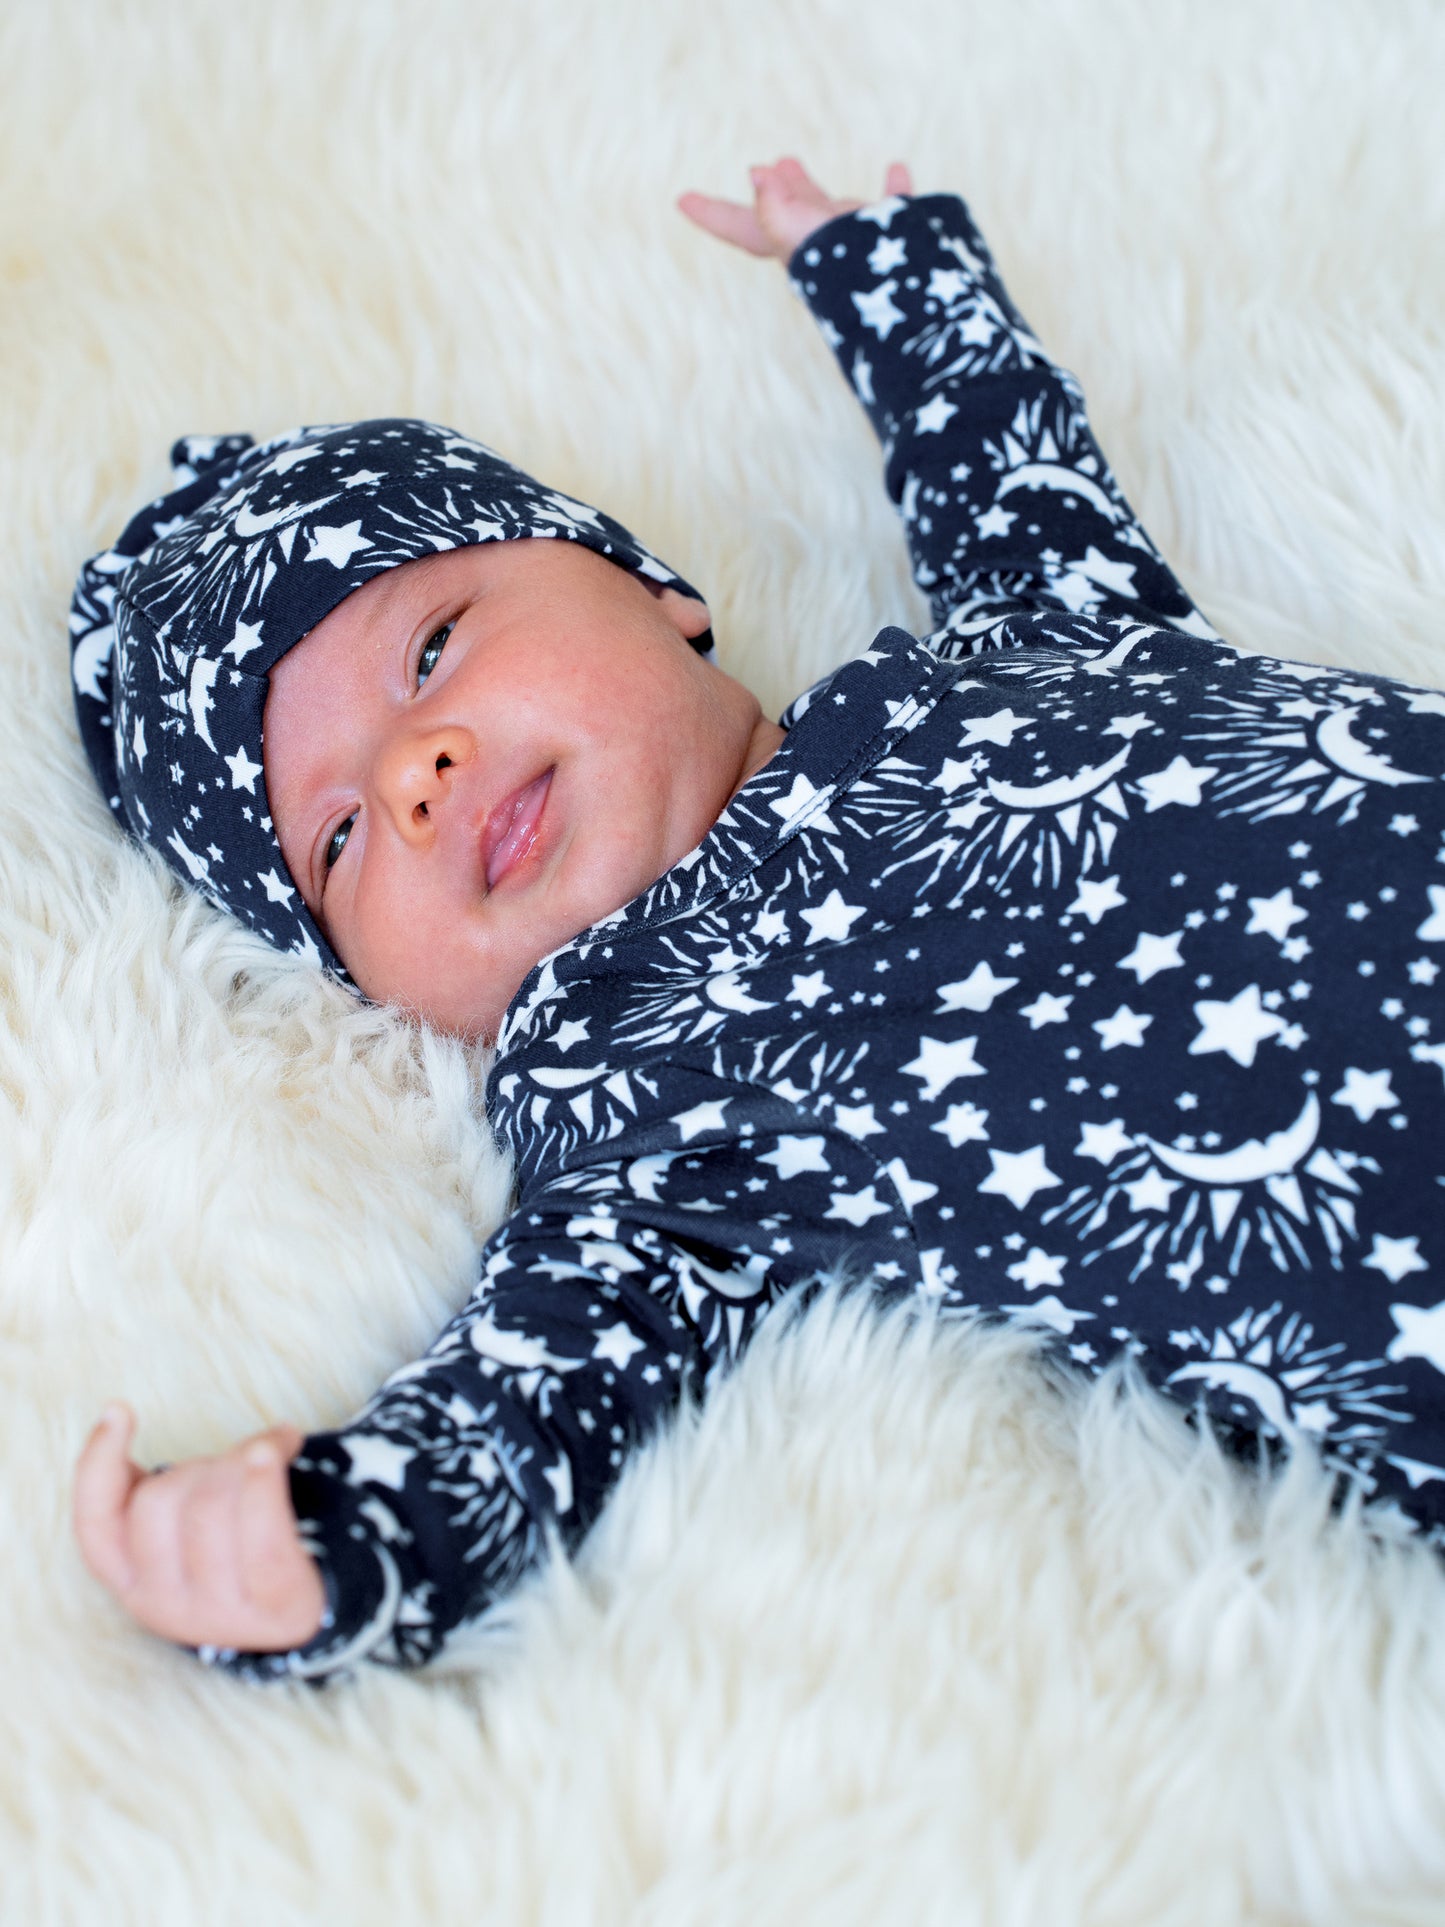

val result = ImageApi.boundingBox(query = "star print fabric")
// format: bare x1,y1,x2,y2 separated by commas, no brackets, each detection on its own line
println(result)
201,196,1444,1685
69,420,710,983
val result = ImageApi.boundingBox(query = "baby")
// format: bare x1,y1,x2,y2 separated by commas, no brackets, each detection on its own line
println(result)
71,159,1445,1683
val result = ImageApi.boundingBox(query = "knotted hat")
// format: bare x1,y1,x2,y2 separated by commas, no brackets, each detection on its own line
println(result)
69,419,711,989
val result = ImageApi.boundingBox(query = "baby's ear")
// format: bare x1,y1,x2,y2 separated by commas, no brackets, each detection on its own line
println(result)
649,583,713,643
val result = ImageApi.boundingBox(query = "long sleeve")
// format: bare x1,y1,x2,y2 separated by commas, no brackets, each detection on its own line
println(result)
197,1116,903,1686
788,193,1213,647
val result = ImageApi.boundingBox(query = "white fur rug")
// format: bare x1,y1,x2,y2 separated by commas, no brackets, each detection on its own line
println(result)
4,2,1445,1920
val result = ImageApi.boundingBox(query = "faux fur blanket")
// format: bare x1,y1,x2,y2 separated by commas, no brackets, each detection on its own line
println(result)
4,2,1444,1919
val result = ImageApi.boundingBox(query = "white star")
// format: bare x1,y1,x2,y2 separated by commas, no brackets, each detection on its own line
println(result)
1103,713,1152,740
901,1035,986,1101
937,961,1018,1011
1068,875,1127,924
224,618,266,662
856,195,907,228
933,755,979,794
1076,1118,1133,1165
552,1017,590,1052
1003,1248,1067,1291
1093,1005,1152,1050
1405,690,1445,718
1408,958,1439,986
1188,984,1284,1067
1069,545,1138,600
1136,755,1218,812
826,1185,892,1227
344,1432,413,1492
974,504,1017,540
800,889,867,944
1019,991,1072,1028
867,234,906,273
1418,886,1445,942
1117,930,1184,984
226,746,263,793
758,1136,830,1179
834,1102,886,1140
960,707,1029,747
1330,1067,1397,1123
852,278,907,338
1245,888,1307,943
305,520,373,567
672,1098,731,1141
927,267,970,303
914,393,959,435
887,1156,938,1210
1123,1168,1180,1213
1386,1296,1445,1363
593,1322,647,1370
932,1101,990,1147
258,868,294,906
978,1144,1062,1211
787,970,831,1008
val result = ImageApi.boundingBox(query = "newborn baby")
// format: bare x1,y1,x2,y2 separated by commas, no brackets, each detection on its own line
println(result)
72,159,1445,1683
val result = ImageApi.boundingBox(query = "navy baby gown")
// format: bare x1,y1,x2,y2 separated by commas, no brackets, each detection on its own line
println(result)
205,194,1445,1683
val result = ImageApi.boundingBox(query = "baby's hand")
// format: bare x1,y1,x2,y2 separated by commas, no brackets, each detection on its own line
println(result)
72,1401,327,1654
678,156,914,263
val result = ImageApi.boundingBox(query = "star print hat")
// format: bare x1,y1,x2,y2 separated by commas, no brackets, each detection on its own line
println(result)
69,419,711,988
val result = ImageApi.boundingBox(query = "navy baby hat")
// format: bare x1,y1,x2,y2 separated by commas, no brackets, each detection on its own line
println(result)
69,420,711,990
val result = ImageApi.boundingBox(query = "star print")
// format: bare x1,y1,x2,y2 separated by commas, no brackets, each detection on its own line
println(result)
1371,1235,1430,1289
1245,888,1307,944
974,504,1017,540
1068,875,1127,924
593,1323,647,1370
672,1098,731,1142
1076,1118,1133,1165
833,1102,886,1139
1189,984,1284,1067
1003,1249,1067,1291
915,394,959,434
758,1136,830,1179
224,618,266,662
852,278,907,338
1019,991,1072,1028
344,1433,413,1492
960,707,1029,747
225,746,263,793
305,520,373,567
258,868,294,906
826,1185,893,1227
978,1144,1062,1210
901,1035,986,1101
1103,713,1152,740
937,961,1018,1011
1136,756,1218,811
1408,958,1439,985
1093,1005,1152,1049
1330,1067,1397,1123
787,971,831,1008
932,1102,990,1147
1117,930,1184,984
1281,937,1311,963
1123,1168,1179,1213
856,194,907,227
552,1017,590,1052
867,234,907,274
800,890,867,944
1394,1294,1445,1372
1390,815,1419,836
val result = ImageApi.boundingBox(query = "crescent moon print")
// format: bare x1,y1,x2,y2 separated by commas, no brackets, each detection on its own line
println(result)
919,742,1132,901
1165,1303,1409,1467
1039,1092,1378,1286
1180,680,1434,827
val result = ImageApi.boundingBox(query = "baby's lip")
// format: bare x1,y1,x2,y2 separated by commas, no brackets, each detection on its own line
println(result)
481,769,553,890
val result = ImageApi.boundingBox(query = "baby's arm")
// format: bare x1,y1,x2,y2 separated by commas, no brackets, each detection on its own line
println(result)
682,160,1212,648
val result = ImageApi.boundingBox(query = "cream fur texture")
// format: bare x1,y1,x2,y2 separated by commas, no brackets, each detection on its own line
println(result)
3,2,1444,1920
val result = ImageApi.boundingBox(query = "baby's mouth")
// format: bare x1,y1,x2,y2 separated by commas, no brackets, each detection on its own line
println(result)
482,769,553,889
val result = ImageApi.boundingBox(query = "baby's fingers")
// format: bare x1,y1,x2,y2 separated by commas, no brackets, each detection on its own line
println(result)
884,161,914,196
73,1402,144,1594
676,190,775,258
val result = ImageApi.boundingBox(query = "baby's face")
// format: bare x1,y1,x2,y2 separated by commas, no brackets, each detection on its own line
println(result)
263,538,779,1042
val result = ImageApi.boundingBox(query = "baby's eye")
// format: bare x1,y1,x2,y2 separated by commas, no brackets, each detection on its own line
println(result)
417,622,454,688
325,812,356,872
